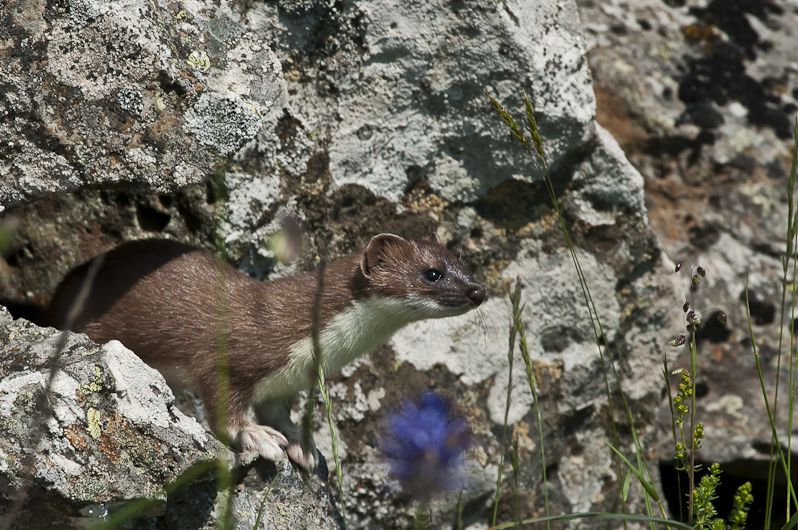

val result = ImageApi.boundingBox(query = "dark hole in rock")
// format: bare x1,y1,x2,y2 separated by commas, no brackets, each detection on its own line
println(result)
404,164,423,183
728,153,757,174
275,111,302,145
694,380,709,399
0,299,47,325
695,131,716,149
609,22,627,34
136,204,171,232
679,101,725,129
305,150,331,184
751,441,775,455
205,179,227,205
660,459,791,528
696,311,731,343
540,325,582,353
474,179,549,232
5,245,25,267
157,71,187,96
740,289,775,325
560,406,593,438
766,158,787,180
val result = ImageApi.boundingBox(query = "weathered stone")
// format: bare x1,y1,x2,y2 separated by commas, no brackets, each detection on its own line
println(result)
0,306,220,527
0,307,343,529
578,0,798,516
0,0,286,212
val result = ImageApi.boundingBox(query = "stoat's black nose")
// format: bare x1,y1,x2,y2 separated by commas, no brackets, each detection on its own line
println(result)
466,284,486,305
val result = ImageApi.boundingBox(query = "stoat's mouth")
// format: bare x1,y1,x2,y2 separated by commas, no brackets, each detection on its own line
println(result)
426,301,476,318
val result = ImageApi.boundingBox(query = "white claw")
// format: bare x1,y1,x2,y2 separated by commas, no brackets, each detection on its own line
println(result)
287,442,318,471
237,423,290,462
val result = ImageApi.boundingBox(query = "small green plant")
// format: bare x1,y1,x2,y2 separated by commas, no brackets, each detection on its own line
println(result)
663,263,760,529
692,463,721,530
729,481,753,530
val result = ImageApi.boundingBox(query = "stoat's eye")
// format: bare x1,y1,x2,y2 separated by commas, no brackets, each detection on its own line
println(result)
423,268,443,282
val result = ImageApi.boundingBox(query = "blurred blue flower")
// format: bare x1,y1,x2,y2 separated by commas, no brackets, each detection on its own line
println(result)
380,391,471,499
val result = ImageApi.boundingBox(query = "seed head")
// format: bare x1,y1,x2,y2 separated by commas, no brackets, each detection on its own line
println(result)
686,310,702,328
669,335,687,347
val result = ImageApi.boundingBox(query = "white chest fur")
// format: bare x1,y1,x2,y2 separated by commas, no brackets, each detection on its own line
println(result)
252,296,429,402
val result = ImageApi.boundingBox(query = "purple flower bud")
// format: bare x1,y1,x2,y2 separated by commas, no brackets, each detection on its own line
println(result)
675,262,683,273
380,392,471,500
686,310,702,327
697,266,706,277
683,301,690,313
669,335,687,347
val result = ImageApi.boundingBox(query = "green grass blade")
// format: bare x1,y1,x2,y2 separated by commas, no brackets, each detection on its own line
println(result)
780,509,798,530
766,116,798,529
606,440,660,502
489,511,695,530
744,282,798,510
512,282,551,528
491,280,521,524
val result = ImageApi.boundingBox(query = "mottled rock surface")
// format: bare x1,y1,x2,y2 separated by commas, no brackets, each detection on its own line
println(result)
0,307,342,529
0,0,286,211
577,0,798,503
0,0,681,528
0,305,219,527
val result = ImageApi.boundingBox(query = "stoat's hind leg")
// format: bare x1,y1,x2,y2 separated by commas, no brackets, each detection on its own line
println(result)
253,399,318,471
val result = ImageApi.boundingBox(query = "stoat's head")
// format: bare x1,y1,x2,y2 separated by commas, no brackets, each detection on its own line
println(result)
359,233,485,319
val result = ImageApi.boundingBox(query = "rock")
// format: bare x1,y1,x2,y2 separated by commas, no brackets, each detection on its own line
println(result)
0,0,286,212
0,307,342,529
578,0,798,516
0,305,218,526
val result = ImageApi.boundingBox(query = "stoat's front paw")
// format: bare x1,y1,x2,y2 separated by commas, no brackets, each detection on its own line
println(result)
236,423,289,463
287,441,318,471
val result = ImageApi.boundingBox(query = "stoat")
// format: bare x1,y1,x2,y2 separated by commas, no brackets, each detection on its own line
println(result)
49,234,486,469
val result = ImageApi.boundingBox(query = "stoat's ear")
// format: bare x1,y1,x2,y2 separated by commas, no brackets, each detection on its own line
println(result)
360,233,409,277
